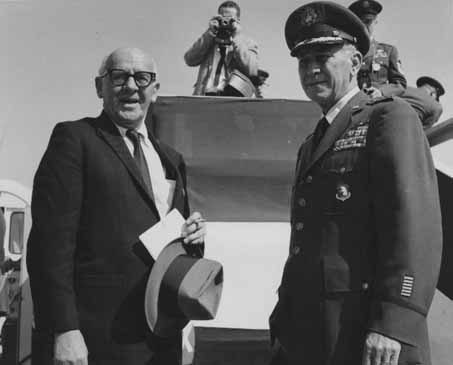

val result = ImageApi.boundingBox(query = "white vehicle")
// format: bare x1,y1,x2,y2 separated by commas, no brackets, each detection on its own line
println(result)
0,179,32,364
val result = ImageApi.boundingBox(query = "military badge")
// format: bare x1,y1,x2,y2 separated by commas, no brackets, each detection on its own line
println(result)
300,6,319,27
335,184,351,202
333,124,368,151
375,49,388,58
372,62,381,71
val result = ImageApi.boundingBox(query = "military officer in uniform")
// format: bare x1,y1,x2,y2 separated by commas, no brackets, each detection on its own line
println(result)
416,76,445,102
349,0,407,98
269,2,442,365
398,76,445,128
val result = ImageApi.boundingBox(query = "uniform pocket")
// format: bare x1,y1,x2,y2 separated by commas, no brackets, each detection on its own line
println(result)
322,255,363,293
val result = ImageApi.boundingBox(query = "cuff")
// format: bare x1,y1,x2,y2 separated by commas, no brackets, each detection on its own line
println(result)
368,300,426,347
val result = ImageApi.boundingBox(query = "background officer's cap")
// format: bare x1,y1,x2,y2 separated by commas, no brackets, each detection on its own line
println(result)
285,1,370,57
349,0,382,20
417,76,445,99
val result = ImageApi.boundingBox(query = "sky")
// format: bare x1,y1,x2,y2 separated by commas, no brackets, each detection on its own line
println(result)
1,0,453,188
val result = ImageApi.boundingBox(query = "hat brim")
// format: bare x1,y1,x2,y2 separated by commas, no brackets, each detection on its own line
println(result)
145,239,189,337
290,36,346,57
416,76,445,97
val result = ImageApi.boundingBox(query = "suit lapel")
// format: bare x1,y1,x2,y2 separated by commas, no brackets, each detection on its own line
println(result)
146,130,186,214
300,92,368,177
95,112,159,216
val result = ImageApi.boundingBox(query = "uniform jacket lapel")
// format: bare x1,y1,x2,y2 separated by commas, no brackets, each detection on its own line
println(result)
95,112,159,216
301,92,369,177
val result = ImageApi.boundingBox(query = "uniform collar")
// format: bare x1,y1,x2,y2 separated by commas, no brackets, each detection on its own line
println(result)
324,86,360,124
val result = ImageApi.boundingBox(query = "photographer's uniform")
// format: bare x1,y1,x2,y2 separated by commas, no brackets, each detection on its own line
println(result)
184,18,258,96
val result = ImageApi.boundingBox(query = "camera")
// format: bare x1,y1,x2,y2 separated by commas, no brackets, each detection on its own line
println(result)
214,16,235,46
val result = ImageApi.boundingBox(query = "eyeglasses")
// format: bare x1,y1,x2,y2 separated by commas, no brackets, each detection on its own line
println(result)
100,69,156,88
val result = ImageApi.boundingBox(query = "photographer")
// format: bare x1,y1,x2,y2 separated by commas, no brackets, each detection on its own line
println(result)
184,1,258,96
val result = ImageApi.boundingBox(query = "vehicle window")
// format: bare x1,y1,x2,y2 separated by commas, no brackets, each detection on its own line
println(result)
154,98,319,221
9,211,24,254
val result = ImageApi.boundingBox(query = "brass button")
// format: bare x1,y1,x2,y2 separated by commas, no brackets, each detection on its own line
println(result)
298,198,306,207
362,282,369,290
292,246,301,255
339,167,346,174
295,222,304,231
305,175,313,183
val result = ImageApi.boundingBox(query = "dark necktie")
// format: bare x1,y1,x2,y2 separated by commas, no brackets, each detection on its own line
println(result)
126,129,154,199
311,117,329,153
213,46,227,87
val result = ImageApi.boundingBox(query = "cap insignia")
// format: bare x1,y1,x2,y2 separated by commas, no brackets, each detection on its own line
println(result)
300,6,320,27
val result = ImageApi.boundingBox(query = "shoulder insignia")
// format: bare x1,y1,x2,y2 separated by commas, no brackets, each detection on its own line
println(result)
366,96,394,105
333,123,369,151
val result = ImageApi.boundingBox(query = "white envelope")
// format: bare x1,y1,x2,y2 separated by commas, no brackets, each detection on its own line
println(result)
139,209,185,259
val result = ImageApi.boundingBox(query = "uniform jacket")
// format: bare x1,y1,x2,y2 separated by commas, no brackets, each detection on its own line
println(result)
27,111,189,364
358,39,407,96
184,30,258,95
399,86,443,128
270,91,442,365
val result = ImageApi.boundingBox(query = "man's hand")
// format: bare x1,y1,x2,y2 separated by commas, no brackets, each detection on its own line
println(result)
364,86,383,99
231,19,241,36
208,17,220,35
362,331,401,365
54,330,88,365
182,212,206,245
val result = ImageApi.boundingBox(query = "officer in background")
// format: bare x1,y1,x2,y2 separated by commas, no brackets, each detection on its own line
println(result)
399,76,445,128
417,76,445,102
349,0,407,98
269,2,442,364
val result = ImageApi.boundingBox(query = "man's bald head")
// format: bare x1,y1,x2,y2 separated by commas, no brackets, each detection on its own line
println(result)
95,47,160,129
98,47,158,78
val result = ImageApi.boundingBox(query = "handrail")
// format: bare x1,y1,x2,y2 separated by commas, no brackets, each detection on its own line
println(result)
426,118,453,147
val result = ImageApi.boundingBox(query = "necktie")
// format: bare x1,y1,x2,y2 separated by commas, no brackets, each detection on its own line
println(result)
311,117,329,152
126,129,154,199
213,46,227,88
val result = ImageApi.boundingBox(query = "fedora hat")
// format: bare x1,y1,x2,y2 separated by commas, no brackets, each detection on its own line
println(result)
145,239,223,337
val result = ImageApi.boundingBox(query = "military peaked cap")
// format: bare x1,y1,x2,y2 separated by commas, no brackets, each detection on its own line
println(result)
349,0,382,19
285,1,370,57
417,76,445,98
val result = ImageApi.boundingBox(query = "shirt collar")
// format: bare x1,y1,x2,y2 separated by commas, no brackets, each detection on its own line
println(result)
113,118,151,146
324,86,360,124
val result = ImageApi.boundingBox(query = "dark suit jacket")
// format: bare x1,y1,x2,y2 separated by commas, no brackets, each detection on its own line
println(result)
358,40,407,96
27,111,189,364
270,92,442,365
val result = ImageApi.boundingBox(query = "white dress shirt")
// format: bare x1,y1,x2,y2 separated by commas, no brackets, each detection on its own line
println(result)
204,45,230,93
114,120,175,219
324,86,361,124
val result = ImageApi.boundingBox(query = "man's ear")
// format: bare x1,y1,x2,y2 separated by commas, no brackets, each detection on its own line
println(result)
351,51,363,77
150,82,160,102
95,77,103,99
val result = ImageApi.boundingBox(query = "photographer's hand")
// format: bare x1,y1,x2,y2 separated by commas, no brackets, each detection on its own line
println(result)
231,19,241,36
208,17,220,36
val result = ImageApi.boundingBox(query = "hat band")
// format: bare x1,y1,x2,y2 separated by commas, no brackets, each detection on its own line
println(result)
158,254,198,318
291,24,357,56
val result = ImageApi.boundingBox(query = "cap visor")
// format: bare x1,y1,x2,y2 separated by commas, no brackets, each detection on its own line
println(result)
291,37,345,56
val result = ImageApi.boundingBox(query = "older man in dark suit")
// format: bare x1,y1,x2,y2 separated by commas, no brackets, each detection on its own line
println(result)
27,47,206,365
270,2,442,365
